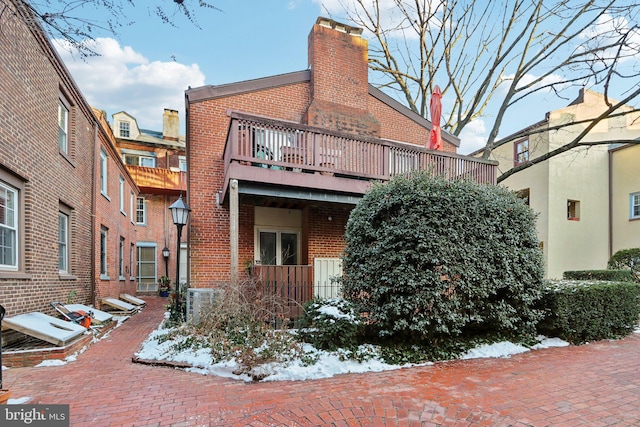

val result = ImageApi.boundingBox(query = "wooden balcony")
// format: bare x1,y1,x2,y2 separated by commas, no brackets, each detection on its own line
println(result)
221,112,497,200
127,165,186,194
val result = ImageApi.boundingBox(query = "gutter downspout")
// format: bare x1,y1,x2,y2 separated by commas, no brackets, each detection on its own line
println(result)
608,150,613,259
91,122,98,306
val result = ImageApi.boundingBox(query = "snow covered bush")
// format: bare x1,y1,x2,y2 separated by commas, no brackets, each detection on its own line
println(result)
607,248,640,280
538,280,640,344
298,298,363,351
340,172,544,346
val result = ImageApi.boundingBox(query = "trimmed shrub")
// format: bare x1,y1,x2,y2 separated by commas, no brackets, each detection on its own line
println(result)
563,270,635,282
298,298,363,351
608,248,640,280
538,280,640,344
340,172,545,346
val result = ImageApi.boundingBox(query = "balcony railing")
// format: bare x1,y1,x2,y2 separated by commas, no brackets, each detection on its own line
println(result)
223,112,497,186
127,165,186,193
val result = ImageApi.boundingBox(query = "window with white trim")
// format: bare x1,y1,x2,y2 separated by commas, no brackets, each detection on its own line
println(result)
0,181,18,270
179,156,187,171
631,193,640,219
58,99,69,154
100,149,108,196
59,210,69,273
119,236,125,279
514,139,529,165
119,121,130,138
123,153,156,168
119,175,125,214
130,190,135,223
136,197,146,225
100,226,108,278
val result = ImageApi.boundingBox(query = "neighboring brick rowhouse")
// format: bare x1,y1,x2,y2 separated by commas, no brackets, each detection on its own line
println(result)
0,1,138,317
0,0,95,316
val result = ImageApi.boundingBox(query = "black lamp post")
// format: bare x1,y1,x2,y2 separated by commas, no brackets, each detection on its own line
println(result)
169,194,190,319
0,304,5,390
162,246,170,278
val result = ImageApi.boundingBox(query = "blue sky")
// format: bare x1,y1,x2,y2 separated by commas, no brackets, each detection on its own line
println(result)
53,0,639,155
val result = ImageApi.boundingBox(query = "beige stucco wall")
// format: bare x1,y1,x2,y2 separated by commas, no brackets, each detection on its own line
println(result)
493,90,640,278
611,144,640,253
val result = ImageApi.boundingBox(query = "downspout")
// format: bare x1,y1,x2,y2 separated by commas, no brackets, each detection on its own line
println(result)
608,149,613,259
184,92,190,287
91,122,98,306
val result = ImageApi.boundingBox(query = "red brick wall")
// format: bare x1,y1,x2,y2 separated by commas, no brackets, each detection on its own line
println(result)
188,83,311,286
93,134,139,307
0,1,94,316
187,19,456,287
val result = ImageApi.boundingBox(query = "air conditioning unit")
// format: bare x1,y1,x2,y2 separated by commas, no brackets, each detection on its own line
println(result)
186,288,222,324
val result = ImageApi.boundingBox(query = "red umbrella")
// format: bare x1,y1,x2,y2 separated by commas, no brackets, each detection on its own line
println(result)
429,85,442,150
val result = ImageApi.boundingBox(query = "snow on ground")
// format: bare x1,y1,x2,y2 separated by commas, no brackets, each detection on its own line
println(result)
133,317,570,382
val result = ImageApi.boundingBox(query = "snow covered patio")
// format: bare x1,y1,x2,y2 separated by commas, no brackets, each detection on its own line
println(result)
3,295,640,425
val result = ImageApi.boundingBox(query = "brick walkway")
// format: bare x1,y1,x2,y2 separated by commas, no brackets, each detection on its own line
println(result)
4,296,640,426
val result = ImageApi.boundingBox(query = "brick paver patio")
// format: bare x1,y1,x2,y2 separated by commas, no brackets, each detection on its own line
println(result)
4,296,640,426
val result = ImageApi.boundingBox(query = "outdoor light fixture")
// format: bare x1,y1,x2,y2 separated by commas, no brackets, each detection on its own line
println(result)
169,194,190,319
162,246,170,278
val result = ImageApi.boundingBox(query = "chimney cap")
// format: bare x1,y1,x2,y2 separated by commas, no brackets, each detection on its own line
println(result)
315,17,363,36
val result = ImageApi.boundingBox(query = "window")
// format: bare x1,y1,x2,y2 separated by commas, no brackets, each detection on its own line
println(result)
119,176,125,214
257,230,299,265
119,236,125,279
136,197,146,225
58,99,69,154
0,181,18,270
129,242,135,280
123,153,156,168
515,188,530,206
631,193,640,219
119,121,130,138
100,226,108,278
59,211,69,273
567,200,580,221
179,156,187,171
137,244,157,292
100,149,108,196
130,191,135,223
514,139,529,165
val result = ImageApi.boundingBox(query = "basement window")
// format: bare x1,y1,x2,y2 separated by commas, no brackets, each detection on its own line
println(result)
567,200,580,221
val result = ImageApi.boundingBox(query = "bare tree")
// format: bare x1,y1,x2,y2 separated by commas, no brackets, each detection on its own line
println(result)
0,0,220,56
323,0,640,179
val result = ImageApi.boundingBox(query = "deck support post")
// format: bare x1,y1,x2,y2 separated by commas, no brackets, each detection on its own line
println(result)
230,179,239,285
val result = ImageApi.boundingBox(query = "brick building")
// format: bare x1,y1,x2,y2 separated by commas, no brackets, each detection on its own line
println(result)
111,110,187,293
0,0,138,316
185,17,496,299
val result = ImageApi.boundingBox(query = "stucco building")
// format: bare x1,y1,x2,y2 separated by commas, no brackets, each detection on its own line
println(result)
485,89,640,278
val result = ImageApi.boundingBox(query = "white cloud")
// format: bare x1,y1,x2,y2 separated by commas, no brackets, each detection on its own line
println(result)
54,38,205,132
457,119,487,155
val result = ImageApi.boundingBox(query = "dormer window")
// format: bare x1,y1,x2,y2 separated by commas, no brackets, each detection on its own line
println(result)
119,121,130,138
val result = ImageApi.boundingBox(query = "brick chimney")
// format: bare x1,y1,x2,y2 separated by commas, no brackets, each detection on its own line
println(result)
162,108,180,142
304,17,380,137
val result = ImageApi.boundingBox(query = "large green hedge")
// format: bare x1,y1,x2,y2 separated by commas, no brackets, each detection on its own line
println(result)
607,248,640,281
340,173,545,345
563,270,635,282
538,280,640,343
